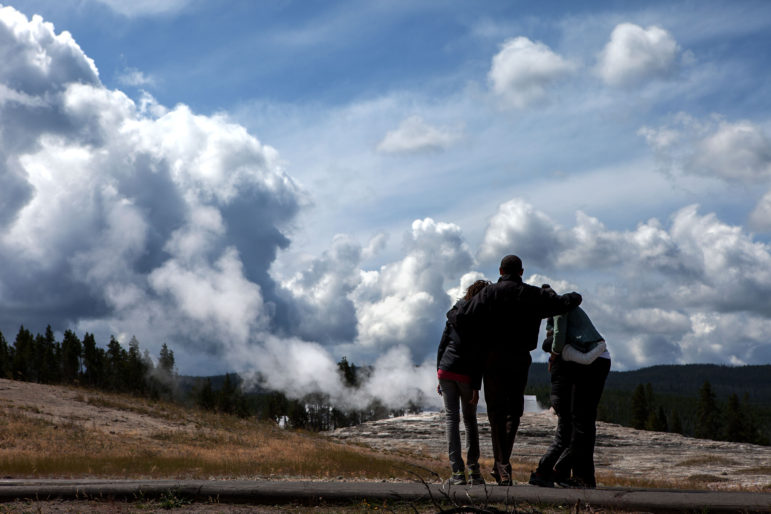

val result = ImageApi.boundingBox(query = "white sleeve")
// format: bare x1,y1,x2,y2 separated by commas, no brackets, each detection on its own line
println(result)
562,341,607,365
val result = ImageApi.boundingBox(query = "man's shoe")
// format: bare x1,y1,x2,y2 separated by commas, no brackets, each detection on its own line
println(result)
556,477,593,489
528,471,554,488
469,472,485,485
490,466,511,486
448,471,467,485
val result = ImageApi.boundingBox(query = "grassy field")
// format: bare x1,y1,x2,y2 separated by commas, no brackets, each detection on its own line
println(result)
0,385,447,481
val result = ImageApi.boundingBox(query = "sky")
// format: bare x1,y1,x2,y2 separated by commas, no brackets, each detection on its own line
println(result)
1,0,771,409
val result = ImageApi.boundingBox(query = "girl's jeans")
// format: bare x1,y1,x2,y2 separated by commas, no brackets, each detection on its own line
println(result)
439,378,480,473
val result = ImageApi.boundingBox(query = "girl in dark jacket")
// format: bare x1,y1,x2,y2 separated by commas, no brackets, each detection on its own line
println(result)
437,279,490,485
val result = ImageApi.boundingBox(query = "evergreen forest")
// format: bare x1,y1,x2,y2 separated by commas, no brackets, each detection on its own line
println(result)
525,362,771,445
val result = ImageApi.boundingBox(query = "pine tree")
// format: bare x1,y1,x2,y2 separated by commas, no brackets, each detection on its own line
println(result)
631,384,649,429
670,410,683,434
12,326,35,381
218,374,235,413
158,343,175,375
0,331,11,379
106,336,128,391
337,356,358,387
724,393,747,442
654,405,668,432
126,336,148,395
196,378,216,411
695,381,721,440
81,332,105,387
30,326,59,384
265,391,289,423
642,384,661,431
60,330,82,384
287,399,308,429
217,373,248,416
742,393,770,445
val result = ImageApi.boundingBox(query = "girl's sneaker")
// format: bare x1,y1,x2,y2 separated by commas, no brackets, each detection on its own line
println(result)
469,471,485,485
449,471,467,485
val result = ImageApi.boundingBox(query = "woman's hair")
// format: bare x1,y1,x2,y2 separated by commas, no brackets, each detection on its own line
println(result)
464,279,491,300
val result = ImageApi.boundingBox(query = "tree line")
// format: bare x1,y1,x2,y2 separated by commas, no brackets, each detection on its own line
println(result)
594,381,770,445
0,325,176,399
627,381,768,444
0,325,414,432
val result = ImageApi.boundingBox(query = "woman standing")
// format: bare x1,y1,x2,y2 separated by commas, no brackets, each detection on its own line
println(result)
437,279,490,486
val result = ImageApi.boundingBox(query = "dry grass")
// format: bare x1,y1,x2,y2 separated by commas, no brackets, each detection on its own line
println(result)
0,389,446,481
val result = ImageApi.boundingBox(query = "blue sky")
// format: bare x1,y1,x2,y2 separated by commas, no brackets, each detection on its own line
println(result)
2,1,771,407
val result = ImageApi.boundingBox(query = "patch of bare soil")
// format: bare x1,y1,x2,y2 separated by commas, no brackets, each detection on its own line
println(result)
0,378,196,438
330,411,771,491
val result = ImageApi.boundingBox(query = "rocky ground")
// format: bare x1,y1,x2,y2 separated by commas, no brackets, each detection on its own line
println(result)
329,410,771,491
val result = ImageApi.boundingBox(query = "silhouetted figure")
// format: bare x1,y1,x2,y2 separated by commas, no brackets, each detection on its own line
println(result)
455,255,582,485
530,294,610,489
437,279,491,486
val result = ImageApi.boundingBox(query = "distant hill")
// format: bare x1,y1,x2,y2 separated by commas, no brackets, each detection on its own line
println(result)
527,363,771,406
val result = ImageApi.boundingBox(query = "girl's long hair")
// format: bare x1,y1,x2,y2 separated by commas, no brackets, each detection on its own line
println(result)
464,279,491,300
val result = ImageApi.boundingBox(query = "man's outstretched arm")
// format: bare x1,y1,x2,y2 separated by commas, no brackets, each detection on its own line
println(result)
537,287,581,318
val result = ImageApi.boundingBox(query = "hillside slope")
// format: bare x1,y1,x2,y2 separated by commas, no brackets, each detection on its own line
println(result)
0,378,443,481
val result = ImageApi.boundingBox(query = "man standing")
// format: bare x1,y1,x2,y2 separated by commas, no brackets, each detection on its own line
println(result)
454,255,582,485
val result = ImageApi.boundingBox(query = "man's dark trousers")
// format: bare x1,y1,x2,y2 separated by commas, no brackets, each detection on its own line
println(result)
483,351,531,483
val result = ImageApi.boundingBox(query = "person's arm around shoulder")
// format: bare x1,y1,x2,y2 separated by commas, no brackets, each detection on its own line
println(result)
537,285,582,318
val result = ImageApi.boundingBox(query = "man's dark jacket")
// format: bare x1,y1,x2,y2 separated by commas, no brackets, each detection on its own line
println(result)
454,274,582,359
437,299,483,390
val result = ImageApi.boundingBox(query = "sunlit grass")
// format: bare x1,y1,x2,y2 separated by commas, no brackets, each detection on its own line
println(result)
0,389,446,481
2,385,766,493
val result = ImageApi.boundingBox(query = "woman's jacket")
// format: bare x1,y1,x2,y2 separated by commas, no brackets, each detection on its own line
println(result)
437,299,484,390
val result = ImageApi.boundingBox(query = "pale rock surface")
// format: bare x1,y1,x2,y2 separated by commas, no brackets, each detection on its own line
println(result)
329,410,771,491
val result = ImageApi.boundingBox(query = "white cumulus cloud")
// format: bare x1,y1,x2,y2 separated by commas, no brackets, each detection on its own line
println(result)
597,23,680,87
0,5,301,371
641,115,771,231
749,190,771,232
690,120,771,182
478,198,771,369
478,198,564,265
488,36,575,109
351,218,474,356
